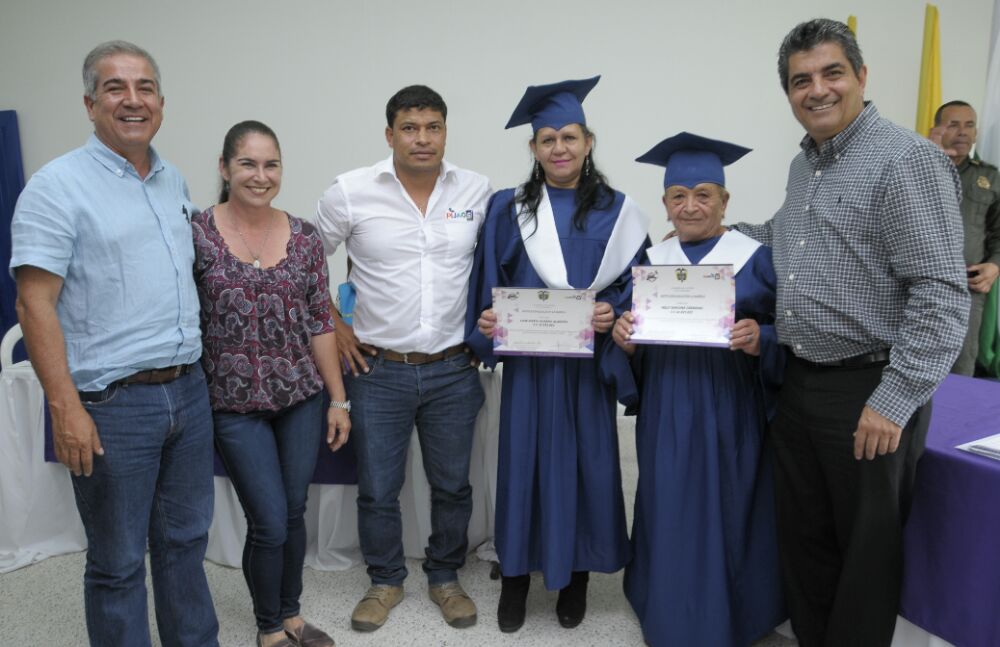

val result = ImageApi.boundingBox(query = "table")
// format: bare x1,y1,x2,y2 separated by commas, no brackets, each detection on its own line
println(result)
0,361,86,572
900,374,1000,647
0,359,501,573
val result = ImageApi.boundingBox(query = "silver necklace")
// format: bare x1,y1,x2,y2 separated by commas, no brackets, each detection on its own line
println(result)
231,210,276,269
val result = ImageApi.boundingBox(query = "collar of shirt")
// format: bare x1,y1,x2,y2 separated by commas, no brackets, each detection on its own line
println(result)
373,154,458,186
800,101,878,166
84,133,165,180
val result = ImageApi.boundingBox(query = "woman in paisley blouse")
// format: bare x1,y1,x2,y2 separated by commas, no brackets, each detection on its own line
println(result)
192,120,350,647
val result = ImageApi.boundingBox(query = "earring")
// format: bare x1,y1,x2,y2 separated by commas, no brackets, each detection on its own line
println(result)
533,162,541,181
583,156,591,177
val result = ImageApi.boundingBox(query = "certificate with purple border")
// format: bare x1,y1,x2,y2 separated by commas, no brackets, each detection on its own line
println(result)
491,287,595,357
629,264,735,347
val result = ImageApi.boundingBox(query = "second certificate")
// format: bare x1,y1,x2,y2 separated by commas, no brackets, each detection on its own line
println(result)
491,287,596,358
630,264,735,347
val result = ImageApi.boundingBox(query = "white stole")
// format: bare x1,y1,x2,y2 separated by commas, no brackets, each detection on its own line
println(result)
516,185,648,292
645,230,761,273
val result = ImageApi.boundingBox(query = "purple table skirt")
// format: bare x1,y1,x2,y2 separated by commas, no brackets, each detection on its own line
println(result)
44,392,358,485
901,374,1000,647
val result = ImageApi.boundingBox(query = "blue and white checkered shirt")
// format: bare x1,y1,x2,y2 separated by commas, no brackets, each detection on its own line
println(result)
735,103,968,426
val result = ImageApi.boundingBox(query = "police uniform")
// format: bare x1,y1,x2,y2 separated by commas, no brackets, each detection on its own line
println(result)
954,156,1000,375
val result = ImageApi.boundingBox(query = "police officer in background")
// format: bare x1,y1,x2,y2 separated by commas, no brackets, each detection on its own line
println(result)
931,100,1000,375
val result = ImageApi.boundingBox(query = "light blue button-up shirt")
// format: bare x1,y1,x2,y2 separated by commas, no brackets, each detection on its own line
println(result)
10,134,202,391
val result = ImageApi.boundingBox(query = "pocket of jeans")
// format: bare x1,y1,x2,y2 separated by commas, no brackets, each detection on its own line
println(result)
356,353,381,378
78,383,122,407
444,350,474,371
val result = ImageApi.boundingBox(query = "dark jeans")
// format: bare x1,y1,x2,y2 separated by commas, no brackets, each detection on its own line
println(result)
347,351,484,585
213,392,325,633
769,355,930,647
72,364,219,647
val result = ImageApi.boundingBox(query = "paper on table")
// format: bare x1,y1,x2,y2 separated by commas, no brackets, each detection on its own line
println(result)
957,432,1000,461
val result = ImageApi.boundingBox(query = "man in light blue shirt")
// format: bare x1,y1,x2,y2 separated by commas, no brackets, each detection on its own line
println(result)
10,41,218,647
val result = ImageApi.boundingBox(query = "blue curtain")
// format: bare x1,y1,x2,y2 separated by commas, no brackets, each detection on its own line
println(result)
0,110,27,363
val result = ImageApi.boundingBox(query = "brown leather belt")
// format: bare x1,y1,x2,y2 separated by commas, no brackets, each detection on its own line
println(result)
378,344,467,365
118,364,193,385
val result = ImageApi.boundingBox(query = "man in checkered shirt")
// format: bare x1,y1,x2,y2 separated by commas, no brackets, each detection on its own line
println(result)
733,18,968,647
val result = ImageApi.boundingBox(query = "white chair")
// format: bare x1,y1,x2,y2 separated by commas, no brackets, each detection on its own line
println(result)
0,323,26,370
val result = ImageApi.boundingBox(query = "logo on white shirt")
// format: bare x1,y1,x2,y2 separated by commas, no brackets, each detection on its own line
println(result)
445,207,474,221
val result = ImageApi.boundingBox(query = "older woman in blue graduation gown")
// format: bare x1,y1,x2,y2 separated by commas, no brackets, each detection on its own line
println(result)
611,133,785,647
465,76,649,633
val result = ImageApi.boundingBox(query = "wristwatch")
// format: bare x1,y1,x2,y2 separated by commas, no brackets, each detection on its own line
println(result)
329,399,351,413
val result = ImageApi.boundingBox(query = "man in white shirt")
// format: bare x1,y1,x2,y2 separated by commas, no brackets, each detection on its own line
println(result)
316,85,491,633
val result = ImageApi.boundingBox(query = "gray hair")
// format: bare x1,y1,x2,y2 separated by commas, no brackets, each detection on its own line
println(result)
777,19,864,94
83,40,161,100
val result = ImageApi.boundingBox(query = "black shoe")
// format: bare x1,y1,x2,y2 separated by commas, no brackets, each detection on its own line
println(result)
497,574,530,633
556,571,589,628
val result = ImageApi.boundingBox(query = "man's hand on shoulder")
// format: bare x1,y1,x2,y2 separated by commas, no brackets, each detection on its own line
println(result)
853,405,902,460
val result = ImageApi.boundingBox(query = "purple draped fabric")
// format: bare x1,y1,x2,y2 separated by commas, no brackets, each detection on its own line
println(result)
901,374,1000,647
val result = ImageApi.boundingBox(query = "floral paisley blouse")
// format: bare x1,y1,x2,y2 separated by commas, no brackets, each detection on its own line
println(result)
192,206,336,412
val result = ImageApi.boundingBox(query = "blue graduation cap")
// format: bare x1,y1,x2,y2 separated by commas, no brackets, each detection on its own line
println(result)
505,76,601,132
636,132,751,188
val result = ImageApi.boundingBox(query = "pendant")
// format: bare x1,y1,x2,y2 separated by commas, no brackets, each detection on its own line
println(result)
253,259,261,269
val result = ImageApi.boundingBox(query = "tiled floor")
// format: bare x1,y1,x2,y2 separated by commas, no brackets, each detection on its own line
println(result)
0,417,796,646
0,550,795,646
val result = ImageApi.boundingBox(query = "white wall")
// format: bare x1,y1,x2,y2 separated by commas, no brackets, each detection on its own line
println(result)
1,0,992,284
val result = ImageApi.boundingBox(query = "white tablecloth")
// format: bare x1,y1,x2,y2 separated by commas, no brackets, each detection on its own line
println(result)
0,362,86,572
0,363,500,573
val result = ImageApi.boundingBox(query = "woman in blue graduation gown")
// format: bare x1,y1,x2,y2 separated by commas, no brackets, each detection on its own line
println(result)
465,76,649,633
611,133,786,646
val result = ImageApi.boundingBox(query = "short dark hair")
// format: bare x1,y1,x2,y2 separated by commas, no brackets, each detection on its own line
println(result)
777,19,864,93
218,120,281,203
385,85,447,127
934,100,974,126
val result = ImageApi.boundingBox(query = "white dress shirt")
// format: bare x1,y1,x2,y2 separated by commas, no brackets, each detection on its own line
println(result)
317,155,490,353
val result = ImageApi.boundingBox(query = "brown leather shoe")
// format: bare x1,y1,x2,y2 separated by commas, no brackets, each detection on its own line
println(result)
351,584,404,632
285,620,335,647
257,631,295,647
429,581,478,628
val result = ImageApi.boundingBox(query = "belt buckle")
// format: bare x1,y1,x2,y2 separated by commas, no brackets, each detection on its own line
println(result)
402,353,415,365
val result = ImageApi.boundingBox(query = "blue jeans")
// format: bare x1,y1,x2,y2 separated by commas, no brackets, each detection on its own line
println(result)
72,364,218,647
213,392,324,633
348,351,484,585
